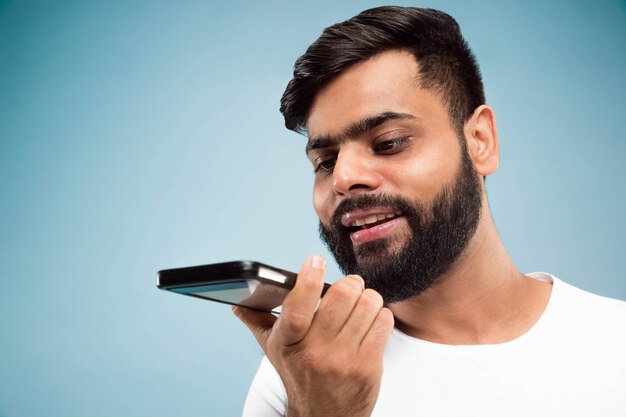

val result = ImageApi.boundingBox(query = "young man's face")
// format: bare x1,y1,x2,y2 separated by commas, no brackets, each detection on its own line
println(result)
305,50,483,302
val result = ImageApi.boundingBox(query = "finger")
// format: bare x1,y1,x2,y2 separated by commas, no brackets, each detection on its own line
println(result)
233,305,277,352
360,307,394,355
309,274,365,338
273,255,326,346
338,288,384,344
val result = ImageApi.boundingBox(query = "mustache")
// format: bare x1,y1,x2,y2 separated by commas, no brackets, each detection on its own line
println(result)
329,193,425,229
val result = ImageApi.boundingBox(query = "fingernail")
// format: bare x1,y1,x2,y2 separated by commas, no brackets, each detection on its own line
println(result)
310,255,326,269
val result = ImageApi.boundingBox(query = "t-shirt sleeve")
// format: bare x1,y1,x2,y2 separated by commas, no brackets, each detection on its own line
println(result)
242,355,287,417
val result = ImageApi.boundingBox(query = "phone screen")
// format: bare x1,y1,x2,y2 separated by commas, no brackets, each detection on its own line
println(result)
170,278,290,313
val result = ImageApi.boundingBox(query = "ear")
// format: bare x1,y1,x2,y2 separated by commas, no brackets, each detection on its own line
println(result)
463,105,499,176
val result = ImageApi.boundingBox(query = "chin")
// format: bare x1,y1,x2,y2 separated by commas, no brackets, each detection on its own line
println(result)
354,235,408,262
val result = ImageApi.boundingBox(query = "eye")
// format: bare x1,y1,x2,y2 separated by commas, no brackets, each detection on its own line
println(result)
373,137,411,154
314,156,336,174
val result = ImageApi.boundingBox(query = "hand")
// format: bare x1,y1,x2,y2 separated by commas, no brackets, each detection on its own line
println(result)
234,255,394,417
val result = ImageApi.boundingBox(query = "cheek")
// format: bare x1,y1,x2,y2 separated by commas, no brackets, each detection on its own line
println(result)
391,146,459,198
312,181,332,222
313,182,325,220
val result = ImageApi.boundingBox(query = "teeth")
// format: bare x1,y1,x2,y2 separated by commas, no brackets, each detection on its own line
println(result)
365,214,378,224
351,212,401,227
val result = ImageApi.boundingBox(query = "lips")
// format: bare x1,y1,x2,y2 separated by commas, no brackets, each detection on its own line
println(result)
341,209,402,228
340,209,405,245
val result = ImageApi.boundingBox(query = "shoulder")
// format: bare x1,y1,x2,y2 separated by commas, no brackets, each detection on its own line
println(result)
541,274,626,344
552,276,626,317
242,356,286,417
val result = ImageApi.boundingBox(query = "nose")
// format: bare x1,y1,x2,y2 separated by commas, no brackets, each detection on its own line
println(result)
332,146,381,196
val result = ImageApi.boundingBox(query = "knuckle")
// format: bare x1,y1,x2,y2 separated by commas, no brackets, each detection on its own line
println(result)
351,368,377,386
378,307,395,326
297,350,322,371
331,276,363,300
332,359,378,383
296,272,322,291
323,355,352,376
280,311,310,333
346,274,365,288
359,288,383,310
296,349,381,386
331,285,355,303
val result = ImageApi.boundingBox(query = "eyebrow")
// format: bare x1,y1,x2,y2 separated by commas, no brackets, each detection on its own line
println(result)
305,111,418,156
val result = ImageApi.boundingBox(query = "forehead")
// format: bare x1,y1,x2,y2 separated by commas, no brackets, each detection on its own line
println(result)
306,50,445,138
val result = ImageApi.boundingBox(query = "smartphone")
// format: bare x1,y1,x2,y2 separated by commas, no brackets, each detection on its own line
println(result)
157,260,330,314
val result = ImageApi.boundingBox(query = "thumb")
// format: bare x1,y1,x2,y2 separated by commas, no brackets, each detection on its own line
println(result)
233,306,277,352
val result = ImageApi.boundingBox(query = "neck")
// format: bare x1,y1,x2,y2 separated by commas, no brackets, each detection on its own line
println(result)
389,207,552,345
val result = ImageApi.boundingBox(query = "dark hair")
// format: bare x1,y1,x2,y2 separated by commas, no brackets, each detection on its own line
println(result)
280,6,485,134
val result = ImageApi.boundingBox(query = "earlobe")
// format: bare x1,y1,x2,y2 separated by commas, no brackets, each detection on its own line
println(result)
464,105,499,176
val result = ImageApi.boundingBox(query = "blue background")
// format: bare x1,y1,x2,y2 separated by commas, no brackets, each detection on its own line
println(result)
1,1,624,415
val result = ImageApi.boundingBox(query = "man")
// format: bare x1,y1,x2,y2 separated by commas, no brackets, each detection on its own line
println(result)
233,6,626,417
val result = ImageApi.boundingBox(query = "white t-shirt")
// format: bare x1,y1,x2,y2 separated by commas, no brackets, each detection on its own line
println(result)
242,274,626,416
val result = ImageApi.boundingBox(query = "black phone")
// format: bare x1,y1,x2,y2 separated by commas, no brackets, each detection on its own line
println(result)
157,260,330,314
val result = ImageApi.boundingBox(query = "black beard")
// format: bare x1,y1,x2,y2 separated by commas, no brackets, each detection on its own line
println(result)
319,146,483,304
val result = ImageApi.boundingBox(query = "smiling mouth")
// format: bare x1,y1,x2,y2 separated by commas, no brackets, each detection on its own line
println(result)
347,211,403,233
